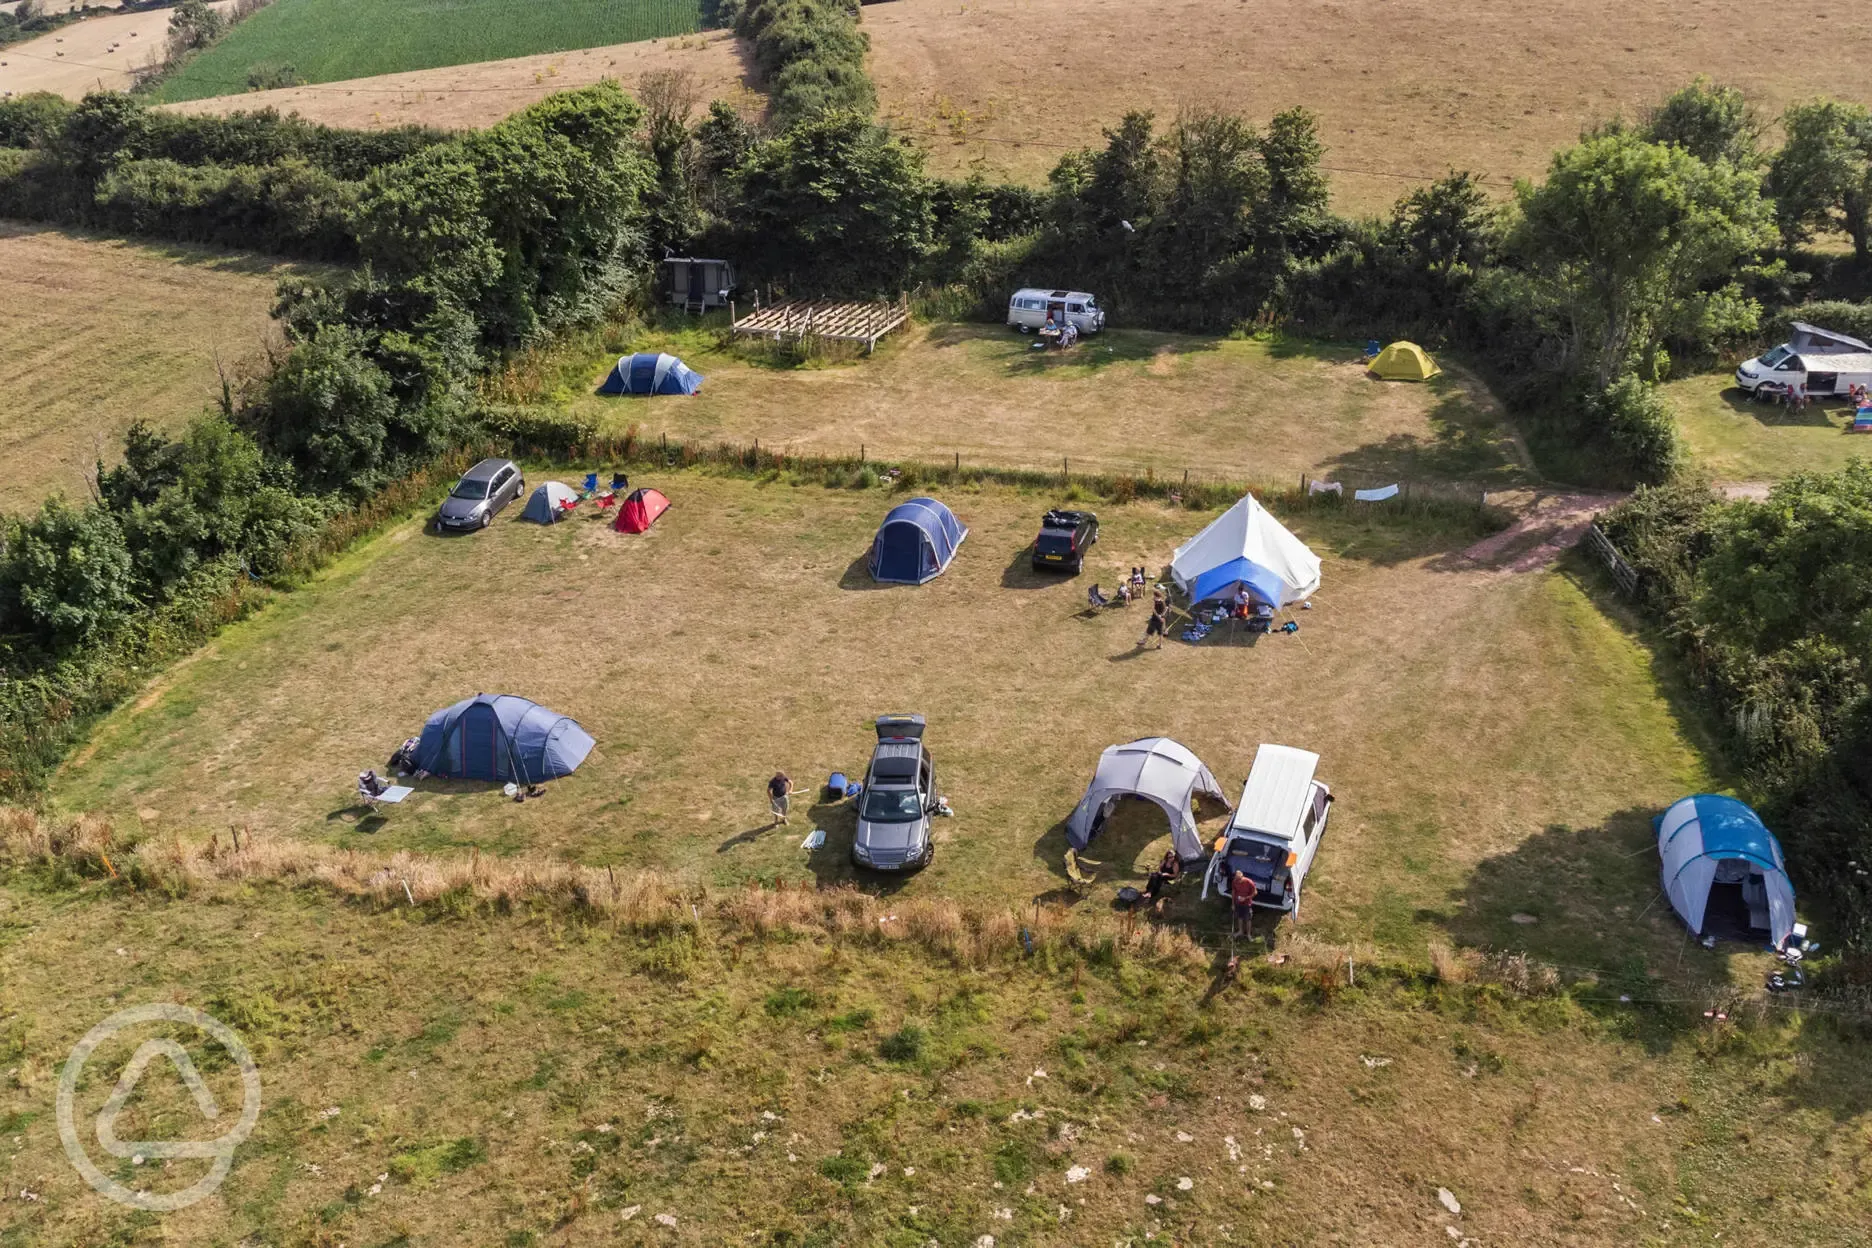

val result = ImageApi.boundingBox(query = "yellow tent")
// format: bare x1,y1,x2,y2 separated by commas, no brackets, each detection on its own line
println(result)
1369,341,1440,381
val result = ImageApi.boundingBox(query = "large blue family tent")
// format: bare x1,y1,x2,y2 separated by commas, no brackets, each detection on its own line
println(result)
598,352,703,396
415,694,595,784
869,497,967,584
1655,794,1796,947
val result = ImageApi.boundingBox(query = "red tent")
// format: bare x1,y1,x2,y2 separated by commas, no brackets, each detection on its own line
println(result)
614,487,671,534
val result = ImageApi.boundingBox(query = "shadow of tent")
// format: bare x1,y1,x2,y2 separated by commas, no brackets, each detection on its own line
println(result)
838,551,896,591
1033,802,1181,885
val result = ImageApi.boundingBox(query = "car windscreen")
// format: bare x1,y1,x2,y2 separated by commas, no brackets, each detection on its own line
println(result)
1759,345,1791,368
861,787,923,822
451,479,492,500
1036,532,1075,553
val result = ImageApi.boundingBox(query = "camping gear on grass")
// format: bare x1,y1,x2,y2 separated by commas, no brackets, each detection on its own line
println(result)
598,352,704,396
1170,494,1321,608
415,694,595,784
1065,737,1227,863
1354,484,1400,502
1655,794,1795,948
613,487,671,533
521,481,579,524
868,497,968,584
1368,341,1440,381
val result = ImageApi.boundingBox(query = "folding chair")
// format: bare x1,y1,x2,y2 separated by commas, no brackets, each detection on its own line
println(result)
358,778,413,815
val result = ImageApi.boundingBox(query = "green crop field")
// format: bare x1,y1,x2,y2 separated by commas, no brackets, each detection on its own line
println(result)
151,0,707,103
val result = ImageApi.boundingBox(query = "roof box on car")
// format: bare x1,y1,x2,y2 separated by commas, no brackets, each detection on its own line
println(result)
875,714,926,741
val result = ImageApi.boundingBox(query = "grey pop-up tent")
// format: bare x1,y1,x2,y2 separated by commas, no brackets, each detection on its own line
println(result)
1065,737,1226,862
415,694,594,784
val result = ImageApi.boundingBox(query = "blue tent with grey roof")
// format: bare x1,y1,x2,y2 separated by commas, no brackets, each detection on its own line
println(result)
598,352,703,396
415,694,594,784
1654,794,1795,947
868,497,968,584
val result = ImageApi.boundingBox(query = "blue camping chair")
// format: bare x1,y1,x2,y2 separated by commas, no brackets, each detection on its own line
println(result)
1364,340,1382,359
582,472,599,495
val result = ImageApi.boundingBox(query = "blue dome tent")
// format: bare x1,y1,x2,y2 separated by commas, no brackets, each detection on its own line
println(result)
1654,794,1796,947
869,497,968,584
415,694,595,784
598,352,703,396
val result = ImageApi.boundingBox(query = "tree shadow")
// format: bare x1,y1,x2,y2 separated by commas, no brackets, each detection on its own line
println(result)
1730,388,1839,429
1319,391,1528,486
921,323,1223,373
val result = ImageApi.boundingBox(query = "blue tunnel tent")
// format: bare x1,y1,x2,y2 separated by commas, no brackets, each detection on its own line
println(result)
598,352,703,396
1655,794,1796,947
868,497,968,584
415,694,595,784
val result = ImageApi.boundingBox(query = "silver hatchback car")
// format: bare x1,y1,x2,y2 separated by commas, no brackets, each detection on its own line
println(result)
437,458,524,531
852,714,937,871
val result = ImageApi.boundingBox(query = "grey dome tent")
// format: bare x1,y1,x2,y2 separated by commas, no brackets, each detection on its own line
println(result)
1655,794,1796,946
521,481,578,524
1065,737,1226,862
415,694,594,784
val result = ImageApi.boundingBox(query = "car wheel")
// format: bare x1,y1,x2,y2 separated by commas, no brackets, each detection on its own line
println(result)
1070,558,1083,574
1017,324,1032,334
479,511,491,529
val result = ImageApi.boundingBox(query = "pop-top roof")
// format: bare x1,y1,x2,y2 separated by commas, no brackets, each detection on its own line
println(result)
1229,744,1320,842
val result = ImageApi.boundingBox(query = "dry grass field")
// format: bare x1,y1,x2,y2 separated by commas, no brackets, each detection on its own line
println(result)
54,472,1719,980
535,320,1528,488
155,0,1872,214
163,29,755,130
868,0,1872,212
3,869,1867,1246
0,223,302,512
0,1,234,97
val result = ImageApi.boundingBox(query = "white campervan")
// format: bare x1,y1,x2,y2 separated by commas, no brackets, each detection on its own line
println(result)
1007,288,1106,335
1735,322,1872,398
1201,744,1332,916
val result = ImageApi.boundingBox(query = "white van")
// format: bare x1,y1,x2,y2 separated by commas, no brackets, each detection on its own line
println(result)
1201,744,1332,916
1735,346,1872,398
1007,288,1106,334
1736,323,1872,397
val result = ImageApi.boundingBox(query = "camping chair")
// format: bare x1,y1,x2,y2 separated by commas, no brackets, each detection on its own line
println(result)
357,773,413,815
610,472,630,492
582,472,599,496
1064,848,1098,893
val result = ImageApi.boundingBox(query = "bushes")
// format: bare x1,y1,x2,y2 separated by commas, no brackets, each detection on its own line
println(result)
0,499,136,648
1600,466,1872,948
93,157,361,258
734,0,873,128
1589,376,1682,485
0,92,71,150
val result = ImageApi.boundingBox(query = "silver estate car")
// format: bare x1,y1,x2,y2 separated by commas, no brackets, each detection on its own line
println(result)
853,714,937,871
437,458,524,531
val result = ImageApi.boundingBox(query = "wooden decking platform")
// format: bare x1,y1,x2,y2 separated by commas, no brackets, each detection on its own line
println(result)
730,296,910,351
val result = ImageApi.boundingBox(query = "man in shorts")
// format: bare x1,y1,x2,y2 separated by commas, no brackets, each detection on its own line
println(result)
1140,594,1168,649
767,771,793,826
1230,868,1259,938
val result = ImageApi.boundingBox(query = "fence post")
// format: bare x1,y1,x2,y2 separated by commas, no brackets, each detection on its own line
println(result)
1063,456,1069,483
955,451,960,472
861,443,865,464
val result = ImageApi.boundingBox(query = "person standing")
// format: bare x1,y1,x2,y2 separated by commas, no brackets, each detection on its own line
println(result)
767,771,793,826
1230,868,1259,939
1139,592,1169,649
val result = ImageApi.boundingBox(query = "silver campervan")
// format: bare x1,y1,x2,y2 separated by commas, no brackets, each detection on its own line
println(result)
1007,288,1106,335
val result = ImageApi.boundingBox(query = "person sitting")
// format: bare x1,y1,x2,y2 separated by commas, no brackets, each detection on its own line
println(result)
1115,580,1134,604
1130,567,1147,596
1044,312,1058,334
1233,586,1254,619
1087,583,1110,610
1141,849,1184,911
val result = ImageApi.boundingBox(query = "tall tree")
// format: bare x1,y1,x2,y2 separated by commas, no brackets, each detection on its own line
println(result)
1513,130,1775,387
1643,77,1761,168
1770,99,1872,262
